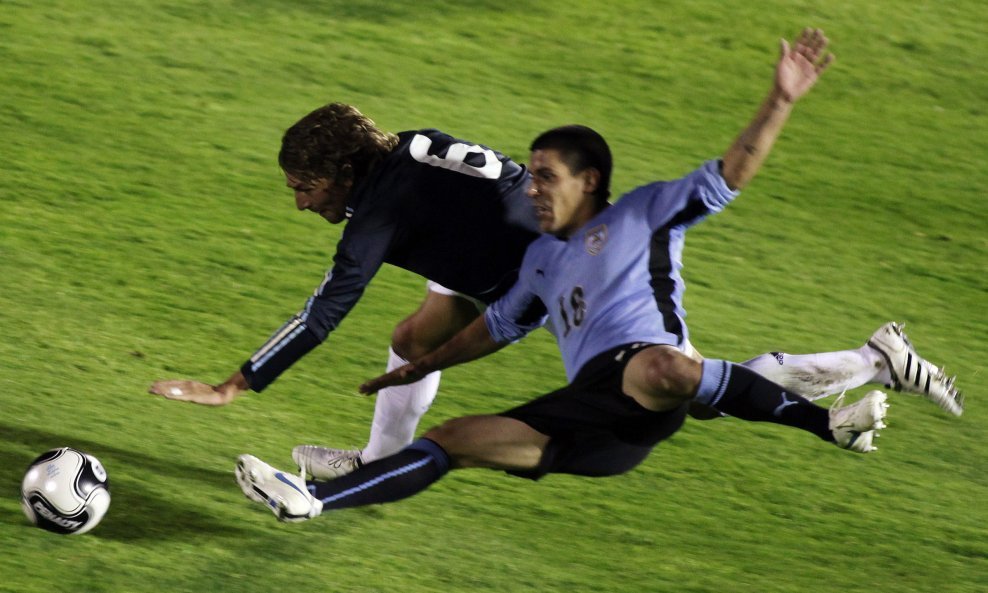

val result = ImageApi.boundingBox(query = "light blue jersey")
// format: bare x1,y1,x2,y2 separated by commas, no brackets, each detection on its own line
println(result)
485,160,739,382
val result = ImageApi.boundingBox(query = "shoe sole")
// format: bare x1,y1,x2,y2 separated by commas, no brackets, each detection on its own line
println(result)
235,456,270,504
863,392,888,431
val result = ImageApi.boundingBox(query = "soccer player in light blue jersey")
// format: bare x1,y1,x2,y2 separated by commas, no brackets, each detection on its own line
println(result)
234,29,903,522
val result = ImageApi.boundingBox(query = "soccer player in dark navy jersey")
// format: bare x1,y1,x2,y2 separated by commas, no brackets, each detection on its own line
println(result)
245,127,540,390
230,30,934,523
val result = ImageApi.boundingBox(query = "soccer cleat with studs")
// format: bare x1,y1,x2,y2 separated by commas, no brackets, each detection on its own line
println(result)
867,322,963,416
235,454,322,522
292,445,363,480
829,390,890,453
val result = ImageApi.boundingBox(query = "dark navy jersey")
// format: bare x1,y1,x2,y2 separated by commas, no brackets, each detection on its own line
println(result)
242,129,540,391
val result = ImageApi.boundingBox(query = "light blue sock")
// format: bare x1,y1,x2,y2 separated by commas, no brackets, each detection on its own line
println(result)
695,359,732,407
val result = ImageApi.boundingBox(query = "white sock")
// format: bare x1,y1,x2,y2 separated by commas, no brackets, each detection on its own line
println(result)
362,347,441,463
740,345,891,401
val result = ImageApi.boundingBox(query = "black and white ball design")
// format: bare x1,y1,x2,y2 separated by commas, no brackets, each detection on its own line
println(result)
21,447,111,535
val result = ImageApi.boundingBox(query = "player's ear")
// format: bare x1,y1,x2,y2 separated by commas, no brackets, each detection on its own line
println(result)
581,167,601,195
337,163,355,187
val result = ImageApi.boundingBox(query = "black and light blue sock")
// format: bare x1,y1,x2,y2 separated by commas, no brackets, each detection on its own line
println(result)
696,359,832,441
308,438,451,511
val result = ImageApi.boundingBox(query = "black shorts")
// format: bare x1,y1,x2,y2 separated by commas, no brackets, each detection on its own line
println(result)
499,343,688,480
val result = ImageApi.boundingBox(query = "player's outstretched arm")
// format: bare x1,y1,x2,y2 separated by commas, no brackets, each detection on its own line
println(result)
149,370,249,406
359,316,505,395
721,28,834,189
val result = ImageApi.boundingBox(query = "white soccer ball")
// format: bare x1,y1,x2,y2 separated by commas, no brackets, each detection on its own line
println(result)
21,447,111,535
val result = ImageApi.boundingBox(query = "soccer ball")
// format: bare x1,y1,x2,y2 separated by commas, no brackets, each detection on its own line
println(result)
20,447,111,535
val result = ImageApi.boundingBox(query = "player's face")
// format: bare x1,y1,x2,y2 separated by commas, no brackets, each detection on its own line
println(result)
527,149,599,238
285,172,352,224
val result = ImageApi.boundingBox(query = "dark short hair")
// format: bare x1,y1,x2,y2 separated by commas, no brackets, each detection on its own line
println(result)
530,125,612,202
279,103,399,185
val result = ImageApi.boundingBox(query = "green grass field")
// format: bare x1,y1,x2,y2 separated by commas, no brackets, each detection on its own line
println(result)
1,1,985,591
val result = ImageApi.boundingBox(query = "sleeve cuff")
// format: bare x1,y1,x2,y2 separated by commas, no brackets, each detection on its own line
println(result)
240,325,323,392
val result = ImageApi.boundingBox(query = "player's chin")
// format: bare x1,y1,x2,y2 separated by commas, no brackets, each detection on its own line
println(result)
320,210,346,224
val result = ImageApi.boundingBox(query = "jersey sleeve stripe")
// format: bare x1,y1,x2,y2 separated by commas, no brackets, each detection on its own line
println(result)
249,317,307,370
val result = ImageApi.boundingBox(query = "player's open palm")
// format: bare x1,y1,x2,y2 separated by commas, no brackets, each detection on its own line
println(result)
776,28,834,102
149,379,236,406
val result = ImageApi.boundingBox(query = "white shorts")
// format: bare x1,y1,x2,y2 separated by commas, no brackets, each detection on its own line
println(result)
681,339,701,361
426,280,487,312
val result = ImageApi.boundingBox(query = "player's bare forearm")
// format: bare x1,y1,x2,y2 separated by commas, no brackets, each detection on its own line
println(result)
359,316,505,394
721,28,834,190
149,370,248,405
417,317,505,374
721,90,793,190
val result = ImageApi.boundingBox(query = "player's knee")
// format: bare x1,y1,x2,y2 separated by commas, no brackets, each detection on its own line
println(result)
642,348,700,399
390,317,431,360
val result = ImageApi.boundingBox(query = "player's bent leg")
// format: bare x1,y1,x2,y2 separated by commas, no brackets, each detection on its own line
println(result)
362,291,483,462
361,346,442,461
295,290,484,479
294,344,440,478
621,345,702,412
390,288,484,360
696,359,890,453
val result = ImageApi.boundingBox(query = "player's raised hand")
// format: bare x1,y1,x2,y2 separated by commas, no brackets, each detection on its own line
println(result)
149,379,238,405
359,363,427,395
776,28,834,103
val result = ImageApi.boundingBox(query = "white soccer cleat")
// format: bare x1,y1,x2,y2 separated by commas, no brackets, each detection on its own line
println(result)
235,454,322,522
830,390,890,453
868,322,963,416
292,445,363,480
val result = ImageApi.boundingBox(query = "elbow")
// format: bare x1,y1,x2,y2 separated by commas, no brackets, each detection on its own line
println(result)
719,162,747,191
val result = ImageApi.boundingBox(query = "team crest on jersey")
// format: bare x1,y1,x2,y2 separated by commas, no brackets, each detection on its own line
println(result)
584,224,608,255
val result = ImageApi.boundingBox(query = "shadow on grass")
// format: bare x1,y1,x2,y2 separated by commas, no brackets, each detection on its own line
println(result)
0,423,252,542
